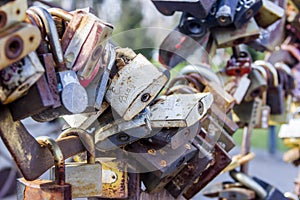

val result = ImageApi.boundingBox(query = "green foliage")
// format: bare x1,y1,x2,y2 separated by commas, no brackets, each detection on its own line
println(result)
112,0,155,59
233,127,288,152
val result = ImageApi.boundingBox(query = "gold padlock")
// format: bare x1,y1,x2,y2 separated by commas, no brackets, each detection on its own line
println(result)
254,0,285,28
51,129,102,198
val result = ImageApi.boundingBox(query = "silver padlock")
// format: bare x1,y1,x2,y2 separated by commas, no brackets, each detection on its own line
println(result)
105,48,169,121
30,6,88,114
94,107,153,151
149,93,213,128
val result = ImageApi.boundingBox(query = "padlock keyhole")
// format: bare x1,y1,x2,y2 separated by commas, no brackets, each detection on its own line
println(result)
6,36,23,59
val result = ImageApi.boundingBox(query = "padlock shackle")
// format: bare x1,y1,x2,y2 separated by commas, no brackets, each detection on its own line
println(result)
274,62,292,75
47,7,73,21
254,60,279,86
229,170,267,199
179,64,222,86
57,128,95,164
36,136,65,185
29,6,65,70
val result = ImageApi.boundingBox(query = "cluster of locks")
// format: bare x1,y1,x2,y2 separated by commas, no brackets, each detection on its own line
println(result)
0,0,300,199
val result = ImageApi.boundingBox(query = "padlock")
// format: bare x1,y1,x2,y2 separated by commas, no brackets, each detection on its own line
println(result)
17,136,72,200
0,0,27,31
179,64,223,86
183,143,232,199
230,170,287,199
229,170,267,199
178,68,229,110
203,181,245,198
74,42,115,113
249,65,270,128
151,0,217,19
178,12,208,37
217,70,251,105
8,74,55,121
233,96,262,127
203,81,235,113
50,129,102,198
244,66,267,102
255,60,285,115
247,18,286,52
105,48,169,121
96,160,129,199
8,16,60,120
141,136,199,193
212,17,260,48
201,116,236,152
26,10,61,109
219,187,256,200
48,8,113,80
0,22,41,71
63,102,109,130
269,63,294,125
125,136,197,179
94,107,153,151
275,62,295,96
158,29,210,68
147,122,201,150
149,93,213,128
207,104,239,135
215,0,239,26
254,0,284,28
165,135,214,198
267,49,297,66
234,0,263,28
0,51,44,105
93,43,115,109
30,6,88,114
225,49,252,77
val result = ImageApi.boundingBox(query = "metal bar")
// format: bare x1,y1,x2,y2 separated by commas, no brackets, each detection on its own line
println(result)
0,106,86,180
240,98,259,174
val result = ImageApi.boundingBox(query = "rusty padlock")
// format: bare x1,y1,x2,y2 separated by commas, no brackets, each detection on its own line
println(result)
0,0,27,31
183,144,232,199
213,17,260,48
50,129,102,198
48,8,113,80
30,6,88,114
8,11,63,121
0,51,44,105
225,48,252,77
165,135,214,198
17,136,72,200
141,133,199,193
0,22,41,71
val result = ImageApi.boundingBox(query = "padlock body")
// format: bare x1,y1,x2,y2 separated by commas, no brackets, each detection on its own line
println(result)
50,162,102,198
17,178,72,200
